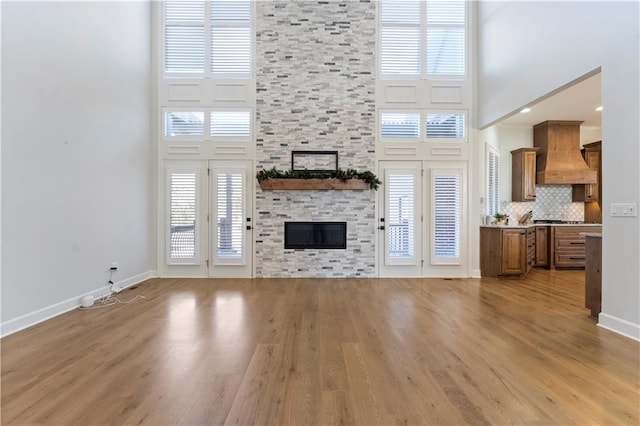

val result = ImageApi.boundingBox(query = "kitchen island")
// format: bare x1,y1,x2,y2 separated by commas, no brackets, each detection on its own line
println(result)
582,232,602,319
480,223,602,278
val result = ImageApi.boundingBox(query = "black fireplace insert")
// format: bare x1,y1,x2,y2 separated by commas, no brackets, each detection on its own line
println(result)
284,222,347,249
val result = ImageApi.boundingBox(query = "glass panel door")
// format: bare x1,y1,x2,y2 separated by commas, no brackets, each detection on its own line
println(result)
379,161,422,277
209,160,253,277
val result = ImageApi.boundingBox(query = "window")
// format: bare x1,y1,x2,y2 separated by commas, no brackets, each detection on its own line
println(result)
210,110,251,138
425,112,465,140
380,0,421,76
168,170,199,264
426,0,466,76
487,145,500,216
379,110,467,142
379,0,467,79
163,0,252,78
431,169,462,264
165,111,205,137
380,112,421,139
163,108,252,141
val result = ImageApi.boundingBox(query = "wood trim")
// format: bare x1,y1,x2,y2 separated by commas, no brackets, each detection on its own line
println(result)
258,178,370,190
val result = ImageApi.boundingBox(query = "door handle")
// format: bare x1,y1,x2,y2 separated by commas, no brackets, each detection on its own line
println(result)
378,226,385,230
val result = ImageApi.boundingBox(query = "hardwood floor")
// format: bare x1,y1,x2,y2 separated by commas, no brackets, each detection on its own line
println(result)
2,269,639,425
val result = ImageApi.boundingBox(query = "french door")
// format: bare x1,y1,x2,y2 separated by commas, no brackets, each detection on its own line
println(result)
378,160,466,277
163,160,253,277
208,160,253,277
379,161,423,277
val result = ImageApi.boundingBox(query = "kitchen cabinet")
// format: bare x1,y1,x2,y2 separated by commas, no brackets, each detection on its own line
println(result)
526,227,536,271
572,141,601,202
551,226,601,268
535,226,549,267
480,227,533,277
511,148,539,202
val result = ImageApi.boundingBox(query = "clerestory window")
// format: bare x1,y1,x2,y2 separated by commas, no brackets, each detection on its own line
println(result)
379,0,467,79
163,0,252,78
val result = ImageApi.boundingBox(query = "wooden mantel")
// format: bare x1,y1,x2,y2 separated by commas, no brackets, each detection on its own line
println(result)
258,178,370,190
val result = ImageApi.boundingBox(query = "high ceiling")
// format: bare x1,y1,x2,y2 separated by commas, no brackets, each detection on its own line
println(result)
499,73,602,127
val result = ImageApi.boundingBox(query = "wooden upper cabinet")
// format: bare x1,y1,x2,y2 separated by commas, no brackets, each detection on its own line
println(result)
573,141,601,202
511,148,539,201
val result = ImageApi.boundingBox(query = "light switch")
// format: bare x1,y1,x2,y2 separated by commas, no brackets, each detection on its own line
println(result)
610,203,638,217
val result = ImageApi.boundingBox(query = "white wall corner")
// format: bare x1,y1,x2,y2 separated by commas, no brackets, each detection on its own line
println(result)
470,269,482,279
0,271,157,338
597,313,640,342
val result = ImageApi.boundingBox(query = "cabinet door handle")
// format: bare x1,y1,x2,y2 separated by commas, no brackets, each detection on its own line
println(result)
570,242,585,245
570,256,585,260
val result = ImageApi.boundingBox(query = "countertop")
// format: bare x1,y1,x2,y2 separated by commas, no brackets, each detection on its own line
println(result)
480,223,602,229
581,232,603,238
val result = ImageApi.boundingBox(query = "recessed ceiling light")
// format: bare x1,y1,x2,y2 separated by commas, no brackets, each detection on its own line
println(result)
520,107,531,113
595,106,603,112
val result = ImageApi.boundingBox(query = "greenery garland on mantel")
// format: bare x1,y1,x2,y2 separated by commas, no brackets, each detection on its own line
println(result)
256,167,382,190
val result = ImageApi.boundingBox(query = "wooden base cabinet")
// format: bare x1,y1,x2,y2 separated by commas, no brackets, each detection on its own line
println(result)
480,227,534,278
551,226,601,268
535,226,549,267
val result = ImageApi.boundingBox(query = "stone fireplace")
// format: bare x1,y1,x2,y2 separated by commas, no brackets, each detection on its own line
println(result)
254,1,376,278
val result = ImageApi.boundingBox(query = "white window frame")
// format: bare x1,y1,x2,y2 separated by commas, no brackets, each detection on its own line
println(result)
379,109,467,143
378,0,468,80
162,0,254,79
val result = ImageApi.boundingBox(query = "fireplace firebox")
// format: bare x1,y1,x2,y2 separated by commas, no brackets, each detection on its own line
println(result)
284,222,347,249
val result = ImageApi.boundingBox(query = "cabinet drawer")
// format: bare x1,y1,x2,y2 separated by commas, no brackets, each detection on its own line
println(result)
555,237,586,250
555,252,586,268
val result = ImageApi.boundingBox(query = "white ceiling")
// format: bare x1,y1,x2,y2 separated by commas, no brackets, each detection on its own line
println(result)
499,72,602,127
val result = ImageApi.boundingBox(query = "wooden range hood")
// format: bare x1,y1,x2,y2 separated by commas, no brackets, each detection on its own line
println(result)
533,120,597,184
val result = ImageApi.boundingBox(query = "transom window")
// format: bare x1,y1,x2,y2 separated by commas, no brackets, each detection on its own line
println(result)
164,108,252,141
379,110,467,142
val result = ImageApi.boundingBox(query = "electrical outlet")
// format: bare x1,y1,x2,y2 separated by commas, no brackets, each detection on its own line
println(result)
110,262,118,270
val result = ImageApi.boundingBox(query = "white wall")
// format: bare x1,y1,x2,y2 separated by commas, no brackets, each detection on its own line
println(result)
1,1,154,335
477,1,640,340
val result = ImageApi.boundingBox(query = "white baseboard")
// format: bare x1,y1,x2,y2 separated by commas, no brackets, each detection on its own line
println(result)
598,313,640,341
0,270,157,338
470,269,482,278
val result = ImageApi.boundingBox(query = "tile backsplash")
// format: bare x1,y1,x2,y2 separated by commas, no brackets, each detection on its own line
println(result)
501,185,584,222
